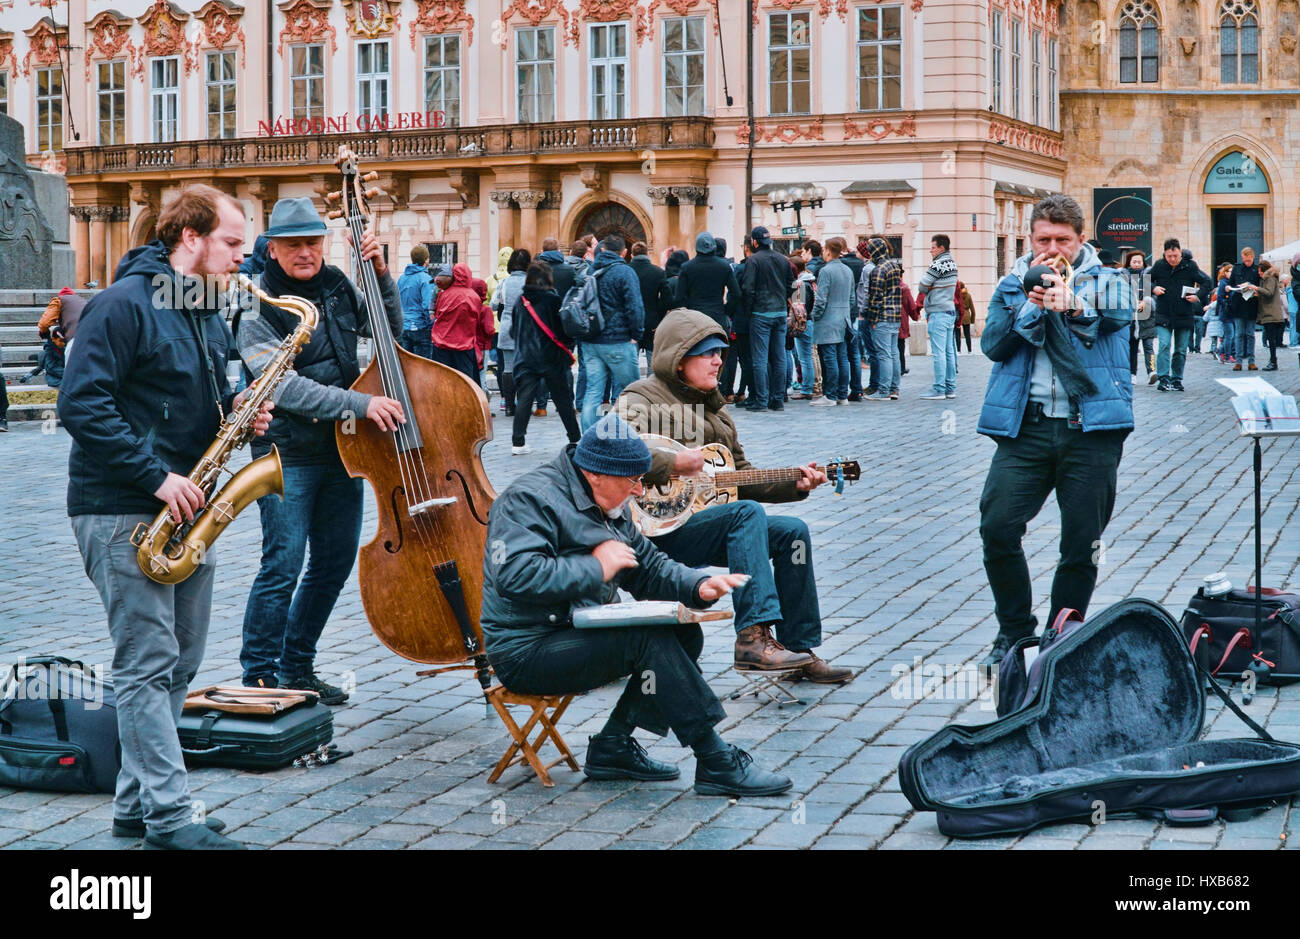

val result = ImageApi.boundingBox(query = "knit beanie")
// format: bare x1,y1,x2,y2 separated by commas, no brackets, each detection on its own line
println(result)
573,413,652,477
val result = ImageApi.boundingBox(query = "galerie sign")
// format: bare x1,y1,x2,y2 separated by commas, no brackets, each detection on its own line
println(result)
1093,187,1153,262
257,111,448,137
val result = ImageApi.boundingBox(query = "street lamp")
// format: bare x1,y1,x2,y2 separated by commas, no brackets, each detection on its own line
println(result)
767,184,827,232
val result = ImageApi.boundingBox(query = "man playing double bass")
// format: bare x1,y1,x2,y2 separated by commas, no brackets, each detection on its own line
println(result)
235,197,405,703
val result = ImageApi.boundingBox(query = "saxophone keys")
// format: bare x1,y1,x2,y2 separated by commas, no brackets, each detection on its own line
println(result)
147,555,169,576
211,501,236,524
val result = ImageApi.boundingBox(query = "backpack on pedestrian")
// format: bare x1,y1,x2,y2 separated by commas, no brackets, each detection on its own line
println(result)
559,268,607,340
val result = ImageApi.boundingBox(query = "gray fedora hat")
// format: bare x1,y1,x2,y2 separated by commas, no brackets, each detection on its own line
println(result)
264,197,329,238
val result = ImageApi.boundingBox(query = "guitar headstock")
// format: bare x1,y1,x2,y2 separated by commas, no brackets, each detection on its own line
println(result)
326,145,382,225
825,459,861,482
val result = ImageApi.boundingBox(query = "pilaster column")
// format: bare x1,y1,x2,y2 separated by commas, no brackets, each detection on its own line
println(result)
89,207,112,286
109,206,130,282
647,187,673,258
514,190,546,253
71,207,92,288
671,186,709,246
489,191,516,252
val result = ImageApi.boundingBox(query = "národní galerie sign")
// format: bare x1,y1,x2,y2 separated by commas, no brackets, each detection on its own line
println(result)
257,111,448,137
1203,151,1271,194
1093,187,1153,262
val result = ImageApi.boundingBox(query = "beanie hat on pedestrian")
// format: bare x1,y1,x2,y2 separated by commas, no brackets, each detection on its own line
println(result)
856,240,872,259
58,286,75,296
573,412,652,477
695,231,717,256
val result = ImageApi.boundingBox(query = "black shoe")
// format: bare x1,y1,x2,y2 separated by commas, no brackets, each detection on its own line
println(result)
847,393,863,402
694,745,791,797
1171,380,1185,392
280,672,348,705
743,403,766,412
980,630,1033,669
114,815,227,838
584,733,680,781
144,822,245,850
1263,362,1278,371
0,419,7,433
1156,379,1170,392
243,675,278,690
768,404,785,412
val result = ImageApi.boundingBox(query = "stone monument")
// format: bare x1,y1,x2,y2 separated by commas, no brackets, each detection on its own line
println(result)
0,113,73,289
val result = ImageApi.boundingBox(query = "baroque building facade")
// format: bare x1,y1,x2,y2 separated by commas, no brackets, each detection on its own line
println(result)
1,0,1068,315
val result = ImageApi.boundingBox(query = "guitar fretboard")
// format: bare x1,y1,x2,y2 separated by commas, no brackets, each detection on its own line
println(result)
712,468,806,487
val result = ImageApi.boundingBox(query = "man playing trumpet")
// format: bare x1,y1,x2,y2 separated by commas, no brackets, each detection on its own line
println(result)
976,194,1135,667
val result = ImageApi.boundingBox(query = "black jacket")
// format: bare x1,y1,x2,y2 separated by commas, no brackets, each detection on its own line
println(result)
59,241,235,516
480,445,710,667
674,254,741,329
740,246,794,315
538,250,576,299
840,254,865,289
1149,256,1209,329
630,255,672,346
510,286,572,374
1229,261,1262,319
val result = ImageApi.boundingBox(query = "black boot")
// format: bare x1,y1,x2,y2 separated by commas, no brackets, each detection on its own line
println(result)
500,370,516,416
694,745,791,797
584,733,680,781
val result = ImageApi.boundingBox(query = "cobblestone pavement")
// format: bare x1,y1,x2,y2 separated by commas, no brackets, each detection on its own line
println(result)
2,350,1299,851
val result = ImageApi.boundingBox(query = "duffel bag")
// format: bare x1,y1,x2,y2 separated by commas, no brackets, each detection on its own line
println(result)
0,656,120,793
1180,586,1300,685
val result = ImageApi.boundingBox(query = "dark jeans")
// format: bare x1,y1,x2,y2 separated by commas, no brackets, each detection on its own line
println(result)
979,413,1126,639
40,342,65,387
846,326,863,396
430,345,480,384
748,313,788,407
491,624,725,746
898,336,907,374
399,328,432,359
242,460,364,682
653,500,821,650
956,321,973,352
1129,335,1155,373
818,341,849,400
1235,317,1256,365
861,318,880,390
721,332,752,398
513,366,581,446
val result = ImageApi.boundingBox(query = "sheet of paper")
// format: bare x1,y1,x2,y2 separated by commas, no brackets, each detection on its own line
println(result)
1216,376,1282,396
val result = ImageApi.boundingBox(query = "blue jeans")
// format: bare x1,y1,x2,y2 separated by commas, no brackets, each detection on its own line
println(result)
870,320,901,394
748,312,788,408
242,460,364,683
1222,317,1237,357
653,500,822,651
72,514,214,833
861,318,880,391
580,341,639,430
1155,325,1190,381
846,323,863,395
399,328,432,359
793,331,815,394
1235,317,1256,365
818,341,849,400
927,309,957,395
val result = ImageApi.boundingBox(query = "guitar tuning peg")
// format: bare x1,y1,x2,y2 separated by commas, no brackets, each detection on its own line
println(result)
364,188,381,200
362,172,379,182
325,191,341,203
327,209,343,219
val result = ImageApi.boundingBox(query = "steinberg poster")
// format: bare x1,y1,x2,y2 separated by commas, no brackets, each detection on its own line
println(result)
1093,188,1153,263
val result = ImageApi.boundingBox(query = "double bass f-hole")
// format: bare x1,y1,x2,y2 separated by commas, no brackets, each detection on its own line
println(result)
385,486,406,553
446,469,489,526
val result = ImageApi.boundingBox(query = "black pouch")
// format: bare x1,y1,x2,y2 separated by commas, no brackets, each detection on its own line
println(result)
1181,586,1300,684
0,656,120,793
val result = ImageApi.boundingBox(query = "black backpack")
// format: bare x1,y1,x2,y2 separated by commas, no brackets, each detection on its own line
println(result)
1181,587,1300,686
0,657,120,793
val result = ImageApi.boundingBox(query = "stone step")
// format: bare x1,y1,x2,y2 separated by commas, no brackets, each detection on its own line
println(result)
0,307,50,325
0,289,97,307
1,345,43,362
4,403,58,423
0,325,48,344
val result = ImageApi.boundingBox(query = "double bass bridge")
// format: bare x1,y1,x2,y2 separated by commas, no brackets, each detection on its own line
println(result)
408,496,458,517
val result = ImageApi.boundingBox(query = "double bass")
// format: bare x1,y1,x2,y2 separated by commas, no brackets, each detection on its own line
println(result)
326,145,496,691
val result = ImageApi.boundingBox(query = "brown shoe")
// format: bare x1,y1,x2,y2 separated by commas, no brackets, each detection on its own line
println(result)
533,408,547,417
734,624,814,671
1233,364,1243,371
1248,363,1259,371
781,652,854,684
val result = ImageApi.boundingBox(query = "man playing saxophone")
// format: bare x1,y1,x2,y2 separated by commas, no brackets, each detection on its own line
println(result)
58,184,271,850
234,197,404,704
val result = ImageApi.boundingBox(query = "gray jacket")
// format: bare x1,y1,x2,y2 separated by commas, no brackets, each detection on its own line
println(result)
481,446,711,667
491,271,526,351
809,258,856,344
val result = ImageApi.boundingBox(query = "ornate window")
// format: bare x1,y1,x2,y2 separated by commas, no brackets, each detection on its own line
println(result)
857,6,902,111
356,40,390,122
290,44,325,122
0,71,8,116
423,35,460,127
36,67,63,151
98,61,126,145
1119,0,1159,83
516,26,556,123
1031,29,1041,125
589,22,628,120
664,16,705,117
1220,0,1259,83
769,12,811,115
1010,18,1022,119
150,57,180,143
206,51,237,139
1048,38,1057,129
990,10,1003,113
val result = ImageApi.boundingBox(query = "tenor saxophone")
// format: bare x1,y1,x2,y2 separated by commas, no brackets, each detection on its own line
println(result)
131,274,319,585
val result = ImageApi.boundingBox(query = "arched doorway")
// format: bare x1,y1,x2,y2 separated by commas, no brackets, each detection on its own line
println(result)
130,211,157,249
574,201,647,246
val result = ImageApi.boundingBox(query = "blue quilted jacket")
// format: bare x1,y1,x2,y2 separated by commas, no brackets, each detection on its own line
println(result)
978,244,1135,438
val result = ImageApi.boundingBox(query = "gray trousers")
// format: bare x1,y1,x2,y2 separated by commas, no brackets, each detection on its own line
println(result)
72,514,214,833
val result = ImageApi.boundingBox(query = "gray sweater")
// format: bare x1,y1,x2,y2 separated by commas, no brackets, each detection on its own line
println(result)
810,258,857,344
918,251,959,314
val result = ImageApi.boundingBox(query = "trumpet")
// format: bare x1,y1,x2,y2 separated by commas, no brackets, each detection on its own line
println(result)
1023,254,1075,293
131,275,319,584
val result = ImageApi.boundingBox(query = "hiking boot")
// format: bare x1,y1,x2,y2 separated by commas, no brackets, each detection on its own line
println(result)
734,624,814,671
115,816,227,839
694,745,792,797
280,672,348,705
780,652,854,684
144,823,245,850
584,734,680,781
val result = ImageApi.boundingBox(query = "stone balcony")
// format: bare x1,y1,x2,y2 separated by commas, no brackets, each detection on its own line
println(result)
63,117,716,178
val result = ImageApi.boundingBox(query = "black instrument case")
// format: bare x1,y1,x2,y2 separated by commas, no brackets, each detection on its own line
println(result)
900,598,1300,837
178,699,333,770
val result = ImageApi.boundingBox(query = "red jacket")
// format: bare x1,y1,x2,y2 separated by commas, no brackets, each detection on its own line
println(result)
432,263,495,352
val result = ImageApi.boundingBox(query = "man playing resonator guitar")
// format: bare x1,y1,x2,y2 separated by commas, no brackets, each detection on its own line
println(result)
616,309,854,683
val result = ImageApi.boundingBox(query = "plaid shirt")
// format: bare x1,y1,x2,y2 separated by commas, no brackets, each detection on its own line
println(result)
864,257,903,324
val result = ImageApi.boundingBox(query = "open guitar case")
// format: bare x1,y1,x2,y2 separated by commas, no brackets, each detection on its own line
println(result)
900,598,1300,838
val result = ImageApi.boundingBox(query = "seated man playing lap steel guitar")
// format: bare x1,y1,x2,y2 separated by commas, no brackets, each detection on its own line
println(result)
616,309,853,683
481,413,793,797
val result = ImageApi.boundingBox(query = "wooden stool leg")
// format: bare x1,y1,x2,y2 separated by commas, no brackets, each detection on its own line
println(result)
487,696,528,784
487,690,579,787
